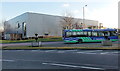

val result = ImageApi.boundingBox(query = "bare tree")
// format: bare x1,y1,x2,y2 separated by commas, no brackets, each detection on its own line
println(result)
60,11,80,30
3,21,11,33
0,19,9,39
60,11,75,30
0,19,6,31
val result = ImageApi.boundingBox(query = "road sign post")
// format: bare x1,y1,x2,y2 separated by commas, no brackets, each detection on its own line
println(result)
31,33,42,47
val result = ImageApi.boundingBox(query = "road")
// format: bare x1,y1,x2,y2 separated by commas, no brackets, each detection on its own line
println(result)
2,50,120,71
1,41,119,48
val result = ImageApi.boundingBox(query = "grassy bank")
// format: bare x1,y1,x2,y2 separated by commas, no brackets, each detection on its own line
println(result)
2,46,120,50
0,37,63,43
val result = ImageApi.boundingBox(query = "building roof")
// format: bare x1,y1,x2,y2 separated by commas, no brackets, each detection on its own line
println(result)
7,12,98,23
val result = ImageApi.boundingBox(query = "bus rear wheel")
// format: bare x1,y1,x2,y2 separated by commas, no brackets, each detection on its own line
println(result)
77,39,82,43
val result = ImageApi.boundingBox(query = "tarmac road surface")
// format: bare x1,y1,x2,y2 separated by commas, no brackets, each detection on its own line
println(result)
2,50,120,71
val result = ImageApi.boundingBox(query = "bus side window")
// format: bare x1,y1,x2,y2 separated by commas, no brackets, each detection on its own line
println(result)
104,31,110,36
92,31,98,37
66,32,71,37
72,32,77,36
83,31,88,36
88,31,91,36
76,31,84,36
98,32,104,36
110,31,117,36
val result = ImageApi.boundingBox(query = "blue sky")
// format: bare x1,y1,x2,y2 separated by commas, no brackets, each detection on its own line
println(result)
1,2,107,20
0,0,119,30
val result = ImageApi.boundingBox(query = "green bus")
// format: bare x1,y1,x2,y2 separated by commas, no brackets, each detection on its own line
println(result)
63,29,118,43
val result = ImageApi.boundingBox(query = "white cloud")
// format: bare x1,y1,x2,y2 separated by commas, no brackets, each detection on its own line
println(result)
62,3,70,7
2,0,119,2
73,10,80,14
86,2,118,28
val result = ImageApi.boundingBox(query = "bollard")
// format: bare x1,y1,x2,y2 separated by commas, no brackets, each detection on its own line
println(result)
39,41,42,47
31,41,42,47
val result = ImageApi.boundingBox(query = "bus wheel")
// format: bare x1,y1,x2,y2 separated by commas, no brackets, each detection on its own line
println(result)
108,38,110,40
78,39,82,43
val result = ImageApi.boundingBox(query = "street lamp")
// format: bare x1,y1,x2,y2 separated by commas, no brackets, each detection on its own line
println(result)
83,5,87,29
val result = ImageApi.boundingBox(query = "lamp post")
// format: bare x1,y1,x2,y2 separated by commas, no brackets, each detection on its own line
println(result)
83,5,87,29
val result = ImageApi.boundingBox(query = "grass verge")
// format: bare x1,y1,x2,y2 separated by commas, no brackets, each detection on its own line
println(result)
2,46,120,50
0,37,62,43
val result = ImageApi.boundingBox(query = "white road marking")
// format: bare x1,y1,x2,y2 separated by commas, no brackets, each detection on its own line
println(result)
42,62,104,70
57,51,65,53
81,66,103,70
3,50,24,52
66,50,78,52
42,63,79,68
84,53,97,54
110,52,119,54
100,52,119,55
76,50,118,55
45,50,56,52
0,59,2,61
31,50,41,52
76,50,103,53
100,52,110,54
0,59,14,62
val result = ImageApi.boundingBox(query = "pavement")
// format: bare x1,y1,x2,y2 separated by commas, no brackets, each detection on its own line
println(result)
1,41,119,48
2,50,120,71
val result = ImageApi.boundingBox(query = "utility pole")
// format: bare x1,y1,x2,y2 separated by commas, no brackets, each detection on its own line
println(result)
83,5,87,29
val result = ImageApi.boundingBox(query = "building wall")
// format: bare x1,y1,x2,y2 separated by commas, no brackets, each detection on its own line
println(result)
27,13,62,37
4,13,28,39
5,12,99,39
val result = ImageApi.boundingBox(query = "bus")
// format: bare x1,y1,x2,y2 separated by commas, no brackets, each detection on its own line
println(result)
63,29,118,43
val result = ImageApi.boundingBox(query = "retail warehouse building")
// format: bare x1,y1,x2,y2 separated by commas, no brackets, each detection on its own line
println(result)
4,12,100,40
